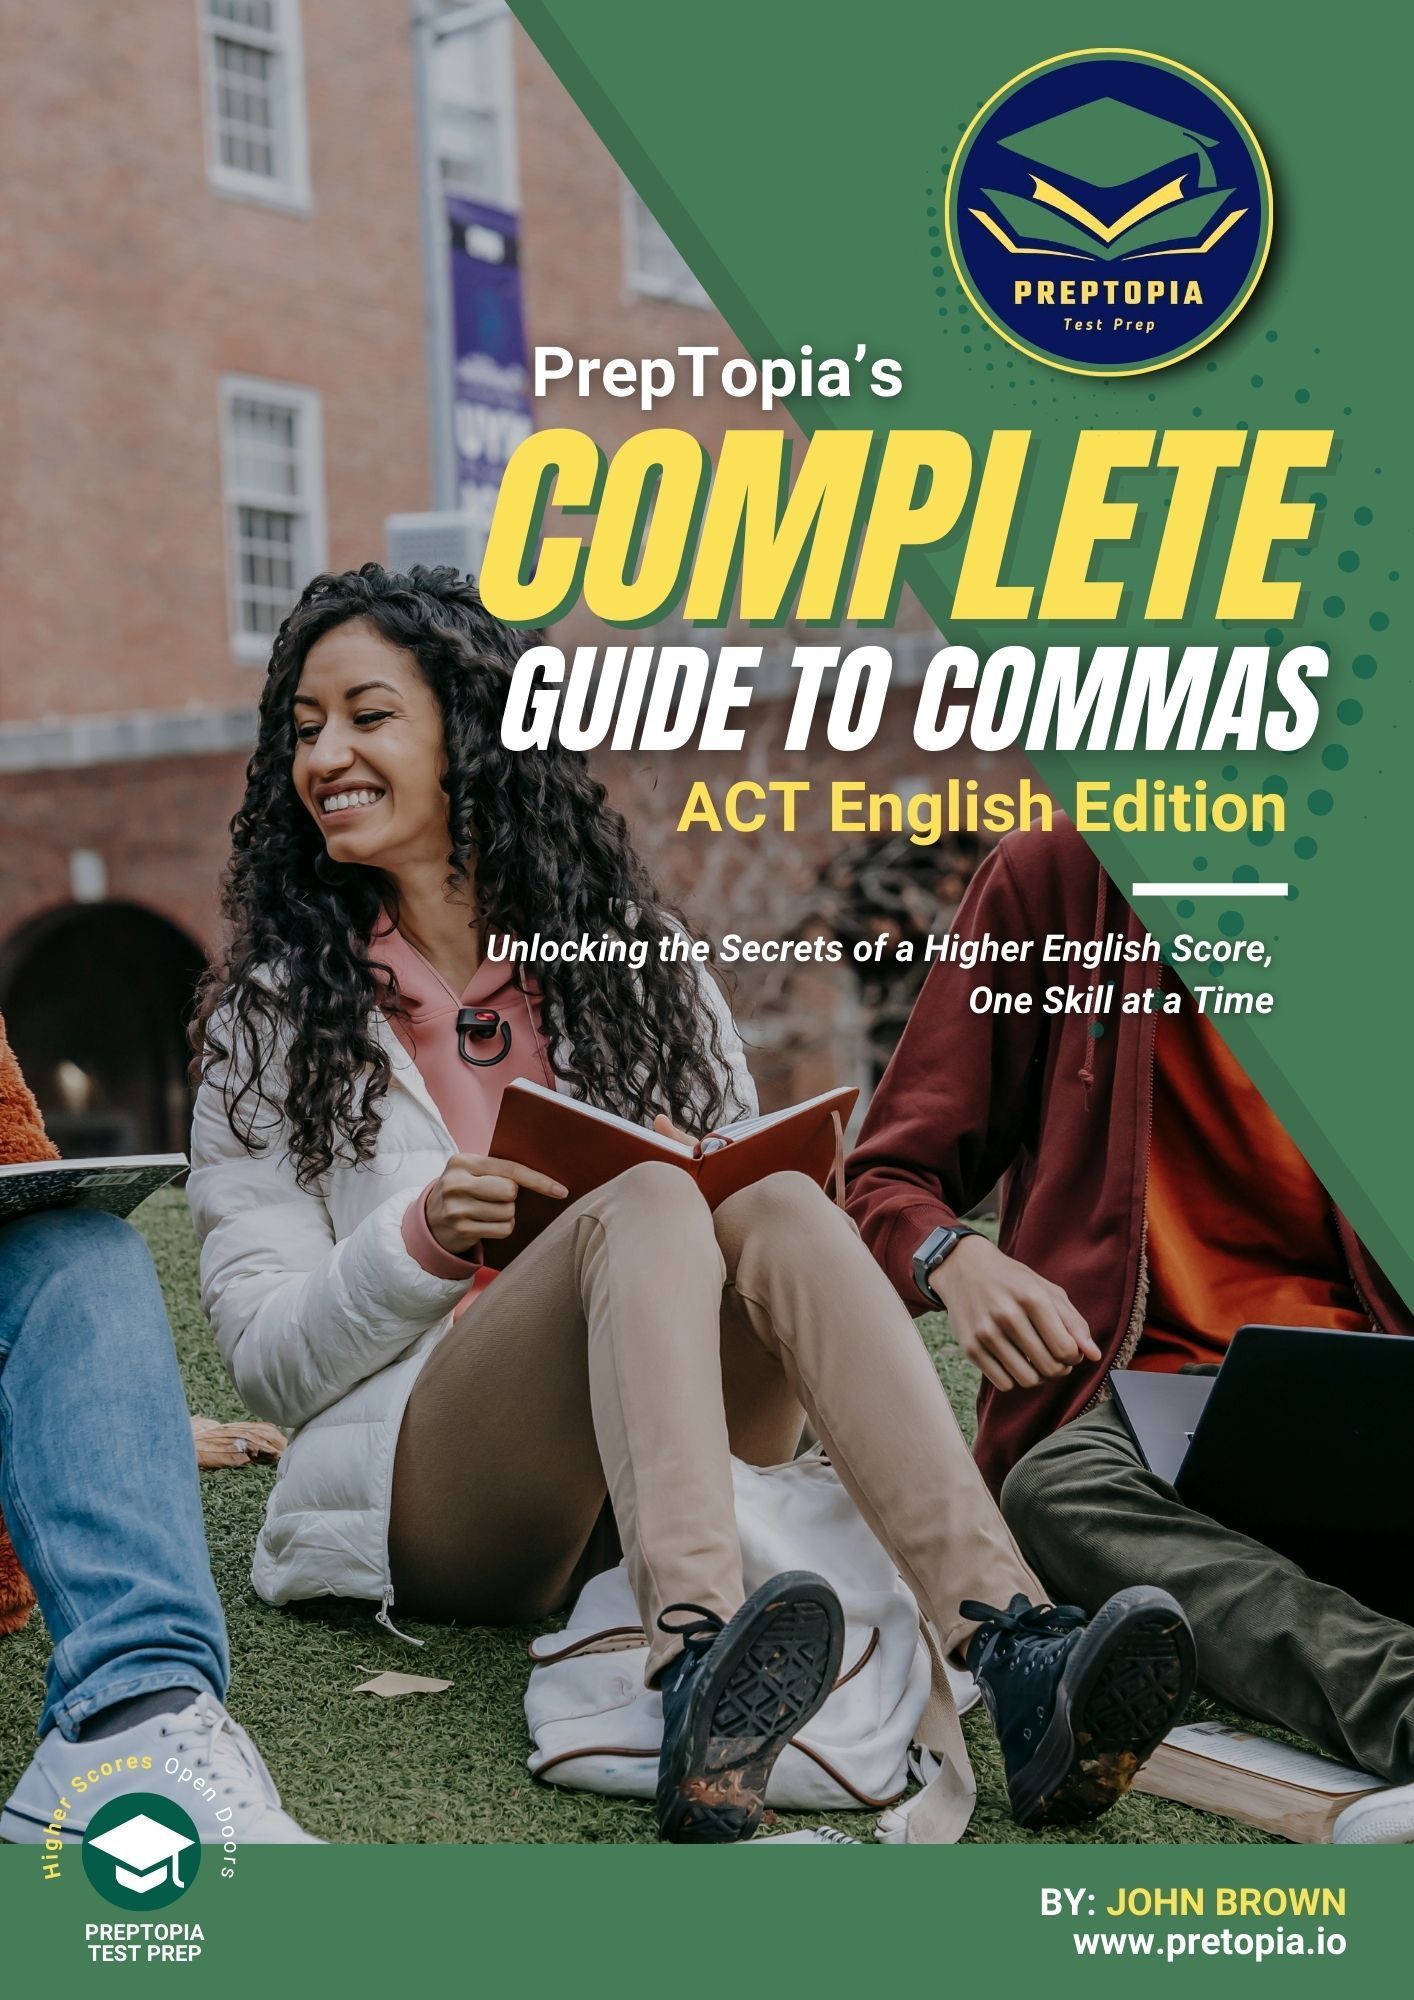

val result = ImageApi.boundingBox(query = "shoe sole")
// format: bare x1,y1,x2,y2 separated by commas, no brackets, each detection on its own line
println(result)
1007,1585,1197,1829
657,1571,844,1845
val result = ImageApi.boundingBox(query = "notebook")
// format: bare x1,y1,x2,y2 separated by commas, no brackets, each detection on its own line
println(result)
0,1154,187,1225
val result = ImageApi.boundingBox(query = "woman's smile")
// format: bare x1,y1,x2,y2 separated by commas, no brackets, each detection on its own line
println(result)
316,783,386,821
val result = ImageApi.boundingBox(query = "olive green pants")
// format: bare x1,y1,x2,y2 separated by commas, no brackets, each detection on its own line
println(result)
1000,1402,1414,1784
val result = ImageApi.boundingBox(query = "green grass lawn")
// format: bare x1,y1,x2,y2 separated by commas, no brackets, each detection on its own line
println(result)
0,1191,1280,1845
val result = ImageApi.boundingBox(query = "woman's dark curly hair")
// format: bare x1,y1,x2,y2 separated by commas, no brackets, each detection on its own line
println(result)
196,563,733,1186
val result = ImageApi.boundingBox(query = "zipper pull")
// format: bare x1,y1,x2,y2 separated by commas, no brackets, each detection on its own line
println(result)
376,1588,426,1647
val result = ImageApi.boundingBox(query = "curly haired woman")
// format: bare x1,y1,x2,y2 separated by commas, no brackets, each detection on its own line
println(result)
189,564,1195,1844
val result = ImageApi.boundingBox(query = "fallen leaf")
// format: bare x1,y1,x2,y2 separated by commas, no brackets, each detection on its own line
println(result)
353,1671,452,1698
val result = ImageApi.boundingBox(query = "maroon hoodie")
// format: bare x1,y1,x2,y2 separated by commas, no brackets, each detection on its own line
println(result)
845,819,1413,1495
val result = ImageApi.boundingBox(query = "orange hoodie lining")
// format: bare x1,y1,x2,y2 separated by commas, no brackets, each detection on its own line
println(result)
1132,1009,1366,1373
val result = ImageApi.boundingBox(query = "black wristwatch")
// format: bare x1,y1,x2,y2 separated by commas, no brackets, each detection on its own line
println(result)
912,1223,981,1305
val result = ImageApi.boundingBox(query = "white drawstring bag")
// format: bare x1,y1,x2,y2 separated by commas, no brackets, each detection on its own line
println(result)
525,1449,981,1842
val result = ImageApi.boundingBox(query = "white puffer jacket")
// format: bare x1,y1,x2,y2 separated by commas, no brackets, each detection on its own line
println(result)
187,968,755,1624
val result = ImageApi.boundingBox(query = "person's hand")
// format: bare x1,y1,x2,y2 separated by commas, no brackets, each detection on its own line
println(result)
190,1416,287,1470
424,1154,567,1255
927,1235,1100,1393
651,1114,701,1154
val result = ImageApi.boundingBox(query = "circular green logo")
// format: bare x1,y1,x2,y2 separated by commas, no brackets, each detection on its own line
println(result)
945,49,1273,375
82,1792,201,1909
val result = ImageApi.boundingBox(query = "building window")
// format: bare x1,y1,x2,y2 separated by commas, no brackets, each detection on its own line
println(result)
623,185,710,306
219,377,326,661
433,3,518,208
200,0,311,209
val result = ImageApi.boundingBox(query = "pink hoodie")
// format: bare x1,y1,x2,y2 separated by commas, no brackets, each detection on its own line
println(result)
371,925,556,1287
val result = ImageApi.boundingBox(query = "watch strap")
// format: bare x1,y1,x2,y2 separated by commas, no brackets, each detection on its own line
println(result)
912,1224,980,1305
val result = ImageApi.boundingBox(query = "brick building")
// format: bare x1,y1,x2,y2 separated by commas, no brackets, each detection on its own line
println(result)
0,1,1011,1151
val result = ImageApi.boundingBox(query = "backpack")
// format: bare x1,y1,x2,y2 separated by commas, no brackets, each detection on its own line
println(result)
524,1449,980,1842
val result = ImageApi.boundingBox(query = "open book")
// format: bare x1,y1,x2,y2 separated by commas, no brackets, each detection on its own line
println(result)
0,1155,187,1226
483,1081,858,1270
1132,1721,1387,1842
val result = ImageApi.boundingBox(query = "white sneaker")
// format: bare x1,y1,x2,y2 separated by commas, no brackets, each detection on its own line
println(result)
1333,1782,1414,1844
1,1694,322,1845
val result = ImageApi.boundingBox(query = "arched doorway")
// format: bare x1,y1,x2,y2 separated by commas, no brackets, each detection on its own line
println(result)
0,903,207,1156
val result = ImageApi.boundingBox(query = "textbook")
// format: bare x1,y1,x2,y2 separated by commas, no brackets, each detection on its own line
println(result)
0,1154,187,1225
1132,1722,1387,1842
483,1080,858,1269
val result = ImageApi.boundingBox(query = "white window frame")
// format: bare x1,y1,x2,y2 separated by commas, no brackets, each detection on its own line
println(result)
432,2,519,208
622,183,711,307
218,375,327,664
198,0,312,213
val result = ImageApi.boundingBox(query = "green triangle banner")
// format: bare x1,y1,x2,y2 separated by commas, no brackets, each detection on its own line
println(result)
507,0,1411,1302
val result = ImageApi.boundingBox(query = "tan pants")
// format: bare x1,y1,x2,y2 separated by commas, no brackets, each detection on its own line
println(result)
389,1164,1040,1680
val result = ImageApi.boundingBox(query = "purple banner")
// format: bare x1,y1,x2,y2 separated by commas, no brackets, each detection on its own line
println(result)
446,194,534,546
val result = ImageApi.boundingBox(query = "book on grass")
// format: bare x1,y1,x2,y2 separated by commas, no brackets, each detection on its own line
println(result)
0,1155,187,1225
482,1080,858,1269
1131,1721,1387,1842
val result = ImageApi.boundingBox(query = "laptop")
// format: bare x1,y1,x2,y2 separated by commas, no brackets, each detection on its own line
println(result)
1111,1324,1414,1619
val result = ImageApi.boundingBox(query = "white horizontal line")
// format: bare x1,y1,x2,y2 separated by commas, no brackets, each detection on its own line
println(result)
1131,883,1289,898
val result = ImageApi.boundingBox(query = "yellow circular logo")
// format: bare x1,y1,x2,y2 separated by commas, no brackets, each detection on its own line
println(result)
945,49,1273,375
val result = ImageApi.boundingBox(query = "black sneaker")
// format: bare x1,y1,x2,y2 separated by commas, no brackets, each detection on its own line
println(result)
963,1586,1196,1829
654,1571,844,1844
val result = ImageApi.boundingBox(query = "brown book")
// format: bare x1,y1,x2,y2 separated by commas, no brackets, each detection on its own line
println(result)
482,1080,858,1269
1132,1722,1387,1841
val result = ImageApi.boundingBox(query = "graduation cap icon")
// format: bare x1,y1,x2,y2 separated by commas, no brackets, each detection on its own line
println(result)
88,1812,195,1894
974,95,1243,262
1001,97,1220,192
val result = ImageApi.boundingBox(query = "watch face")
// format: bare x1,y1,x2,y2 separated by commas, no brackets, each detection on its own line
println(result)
922,1229,957,1269
915,1228,956,1299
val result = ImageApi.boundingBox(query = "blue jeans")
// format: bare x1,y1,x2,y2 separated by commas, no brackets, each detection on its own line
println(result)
0,1210,229,1741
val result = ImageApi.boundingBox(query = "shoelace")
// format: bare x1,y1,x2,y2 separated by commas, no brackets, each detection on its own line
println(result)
157,1702,270,1815
961,1594,1086,1680
656,1602,727,1651
655,1602,729,1689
